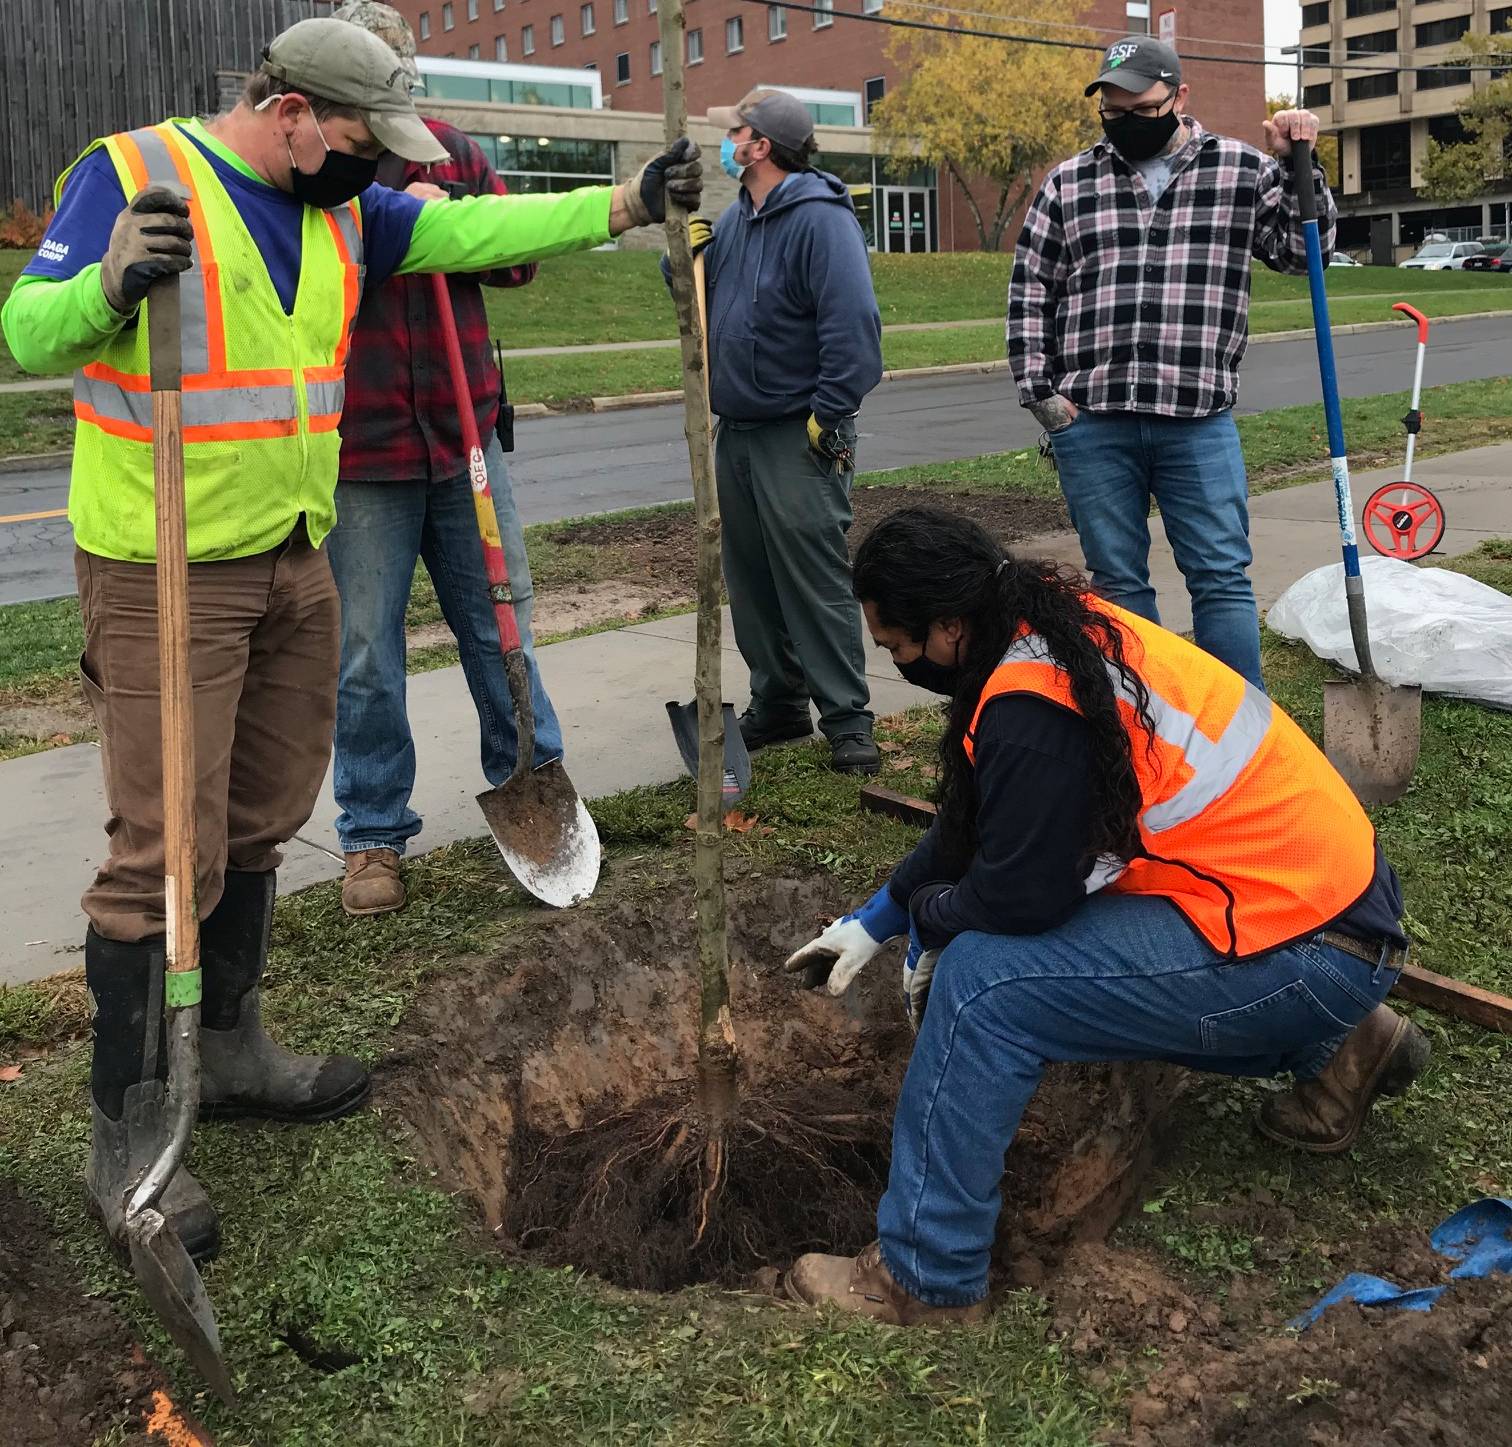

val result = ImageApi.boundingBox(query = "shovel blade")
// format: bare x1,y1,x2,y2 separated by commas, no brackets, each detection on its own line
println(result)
664,700,752,806
1324,676,1422,807
477,759,600,907
126,1208,236,1405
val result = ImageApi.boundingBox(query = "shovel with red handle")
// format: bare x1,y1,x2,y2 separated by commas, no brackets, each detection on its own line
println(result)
429,271,600,906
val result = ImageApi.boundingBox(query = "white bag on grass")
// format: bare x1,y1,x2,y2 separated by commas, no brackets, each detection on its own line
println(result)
1267,556,1512,711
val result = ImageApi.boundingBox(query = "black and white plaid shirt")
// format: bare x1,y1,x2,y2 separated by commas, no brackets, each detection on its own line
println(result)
1007,117,1337,418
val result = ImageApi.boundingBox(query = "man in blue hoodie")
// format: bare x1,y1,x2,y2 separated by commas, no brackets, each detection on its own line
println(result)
696,89,884,774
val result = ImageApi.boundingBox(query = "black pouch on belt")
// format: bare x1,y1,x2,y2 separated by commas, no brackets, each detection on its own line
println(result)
493,339,516,454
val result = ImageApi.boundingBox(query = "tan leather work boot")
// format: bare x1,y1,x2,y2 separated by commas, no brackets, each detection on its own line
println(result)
1258,1004,1431,1155
785,1241,988,1326
342,849,405,916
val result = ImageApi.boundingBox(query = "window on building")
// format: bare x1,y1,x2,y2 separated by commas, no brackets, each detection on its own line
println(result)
1344,0,1393,17
1301,45,1330,65
1493,6,1512,34
687,25,703,60
1125,0,1149,32
1302,81,1331,109
769,4,787,39
581,3,595,33
550,13,564,43
1416,63,1472,90
468,0,479,18
495,33,508,58
862,0,882,12
1428,113,1473,148
616,50,631,81
650,37,661,72
813,0,833,26
467,41,480,56
495,0,506,10
726,15,743,50
1359,120,1409,189
614,0,628,21
1415,14,1470,47
442,1,454,29
522,22,535,51
1301,1,1328,26
649,0,657,14
1347,70,1398,100
470,134,616,193
1347,28,1394,55
864,75,885,122
419,10,431,39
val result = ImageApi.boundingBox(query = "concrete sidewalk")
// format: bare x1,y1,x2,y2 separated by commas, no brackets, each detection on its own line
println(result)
2,443,1507,986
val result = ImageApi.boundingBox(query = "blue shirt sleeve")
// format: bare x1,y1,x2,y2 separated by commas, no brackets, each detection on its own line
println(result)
23,149,125,282
358,183,425,289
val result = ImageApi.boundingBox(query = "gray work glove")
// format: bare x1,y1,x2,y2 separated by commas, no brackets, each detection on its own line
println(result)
100,185,193,314
622,138,703,227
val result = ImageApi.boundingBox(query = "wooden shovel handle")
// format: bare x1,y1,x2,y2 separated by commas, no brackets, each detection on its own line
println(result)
694,252,709,389
149,276,199,981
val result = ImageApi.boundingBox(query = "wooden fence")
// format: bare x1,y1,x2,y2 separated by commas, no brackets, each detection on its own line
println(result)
2,0,329,212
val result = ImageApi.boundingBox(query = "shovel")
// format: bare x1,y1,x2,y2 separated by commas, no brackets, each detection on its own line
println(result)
429,273,600,906
125,273,235,1405
1291,139,1421,806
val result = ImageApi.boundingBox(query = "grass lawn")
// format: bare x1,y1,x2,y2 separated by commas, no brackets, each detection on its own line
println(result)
0,545,1508,1443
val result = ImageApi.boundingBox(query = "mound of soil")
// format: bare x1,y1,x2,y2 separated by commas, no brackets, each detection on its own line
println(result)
0,1182,207,1446
384,872,1183,1291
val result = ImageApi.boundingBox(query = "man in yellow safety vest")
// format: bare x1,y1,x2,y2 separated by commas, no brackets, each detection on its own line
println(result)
0,16,701,1261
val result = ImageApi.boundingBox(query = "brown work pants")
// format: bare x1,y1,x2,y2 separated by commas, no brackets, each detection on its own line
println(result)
75,527,339,943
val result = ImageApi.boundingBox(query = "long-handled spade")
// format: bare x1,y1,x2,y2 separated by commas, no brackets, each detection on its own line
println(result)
125,273,235,1405
1292,139,1422,806
429,273,600,906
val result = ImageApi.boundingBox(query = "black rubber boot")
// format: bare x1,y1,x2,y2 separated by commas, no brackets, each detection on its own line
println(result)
198,870,370,1123
738,705,814,751
84,930,221,1263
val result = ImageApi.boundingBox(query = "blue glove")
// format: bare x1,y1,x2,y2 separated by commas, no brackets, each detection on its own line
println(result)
902,917,941,1034
785,884,908,994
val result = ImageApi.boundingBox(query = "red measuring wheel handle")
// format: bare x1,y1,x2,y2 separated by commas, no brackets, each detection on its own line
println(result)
1362,481,1446,561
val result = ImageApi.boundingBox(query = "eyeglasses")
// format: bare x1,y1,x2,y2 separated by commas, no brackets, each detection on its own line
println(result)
1097,87,1176,122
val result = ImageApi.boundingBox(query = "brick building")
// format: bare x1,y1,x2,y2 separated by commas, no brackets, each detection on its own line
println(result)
391,0,1266,250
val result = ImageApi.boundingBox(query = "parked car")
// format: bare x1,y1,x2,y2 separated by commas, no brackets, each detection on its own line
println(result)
1329,252,1363,266
1462,240,1512,274
1400,241,1485,271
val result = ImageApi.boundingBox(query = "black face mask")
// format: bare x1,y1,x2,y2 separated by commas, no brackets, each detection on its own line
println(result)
286,115,379,210
898,654,961,697
1101,107,1180,163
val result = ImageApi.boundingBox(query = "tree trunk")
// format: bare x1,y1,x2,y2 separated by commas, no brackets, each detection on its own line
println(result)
945,160,992,252
657,0,738,1126
985,181,1028,254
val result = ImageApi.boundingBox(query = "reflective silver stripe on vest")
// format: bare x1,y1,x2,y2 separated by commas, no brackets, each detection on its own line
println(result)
77,370,298,430
330,203,363,265
124,127,212,377
305,379,346,418
1084,853,1128,894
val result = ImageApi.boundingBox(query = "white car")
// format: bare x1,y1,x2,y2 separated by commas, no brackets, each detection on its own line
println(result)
1400,241,1484,271
1329,252,1363,266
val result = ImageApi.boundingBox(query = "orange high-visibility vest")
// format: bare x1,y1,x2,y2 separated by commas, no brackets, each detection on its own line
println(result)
963,602,1378,959
58,120,363,562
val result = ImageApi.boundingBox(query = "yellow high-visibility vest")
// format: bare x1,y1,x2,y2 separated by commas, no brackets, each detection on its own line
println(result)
60,120,364,562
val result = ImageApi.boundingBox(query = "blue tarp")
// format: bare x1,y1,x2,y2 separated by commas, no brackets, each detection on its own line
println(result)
1291,1197,1512,1331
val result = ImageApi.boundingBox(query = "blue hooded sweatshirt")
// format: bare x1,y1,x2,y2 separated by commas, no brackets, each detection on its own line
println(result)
696,169,882,426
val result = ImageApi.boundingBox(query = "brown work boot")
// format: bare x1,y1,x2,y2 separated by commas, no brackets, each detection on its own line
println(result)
342,849,405,916
785,1241,988,1326
1258,1005,1431,1155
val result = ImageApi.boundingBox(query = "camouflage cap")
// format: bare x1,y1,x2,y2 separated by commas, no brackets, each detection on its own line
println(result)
331,1,420,83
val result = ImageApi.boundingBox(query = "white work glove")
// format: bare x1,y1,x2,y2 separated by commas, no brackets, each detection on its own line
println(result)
785,884,907,996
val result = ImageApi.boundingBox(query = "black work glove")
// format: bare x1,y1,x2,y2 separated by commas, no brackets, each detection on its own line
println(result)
623,138,703,226
100,185,193,314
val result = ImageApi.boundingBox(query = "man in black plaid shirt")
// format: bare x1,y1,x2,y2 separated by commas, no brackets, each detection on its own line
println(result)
1008,36,1334,689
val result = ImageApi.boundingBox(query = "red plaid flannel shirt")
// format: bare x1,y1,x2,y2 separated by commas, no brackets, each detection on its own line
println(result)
338,118,536,482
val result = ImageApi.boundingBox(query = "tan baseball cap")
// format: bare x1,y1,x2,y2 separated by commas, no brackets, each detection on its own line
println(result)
260,17,448,163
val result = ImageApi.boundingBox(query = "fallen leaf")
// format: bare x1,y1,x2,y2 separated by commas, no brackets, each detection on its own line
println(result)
878,740,903,754
1167,1310,1188,1334
887,754,916,771
723,810,760,833
0,1065,23,1084
684,812,699,831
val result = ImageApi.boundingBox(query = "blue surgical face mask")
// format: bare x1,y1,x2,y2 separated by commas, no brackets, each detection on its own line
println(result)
720,135,748,181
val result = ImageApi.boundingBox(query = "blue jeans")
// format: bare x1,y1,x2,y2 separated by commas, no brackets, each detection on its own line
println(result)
325,438,564,856
1049,409,1263,689
877,893,1401,1306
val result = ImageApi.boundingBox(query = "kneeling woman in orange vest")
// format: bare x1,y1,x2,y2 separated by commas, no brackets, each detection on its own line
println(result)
783,505,1430,1326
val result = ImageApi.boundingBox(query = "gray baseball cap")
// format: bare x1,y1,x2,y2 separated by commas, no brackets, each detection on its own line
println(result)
260,17,448,163
707,89,814,150
1084,35,1182,97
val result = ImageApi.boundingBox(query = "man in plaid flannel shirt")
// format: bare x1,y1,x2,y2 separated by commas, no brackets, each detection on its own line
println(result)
1009,36,1333,689
327,3,564,916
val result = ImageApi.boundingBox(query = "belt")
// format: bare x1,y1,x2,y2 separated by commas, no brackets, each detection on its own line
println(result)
1319,929,1408,971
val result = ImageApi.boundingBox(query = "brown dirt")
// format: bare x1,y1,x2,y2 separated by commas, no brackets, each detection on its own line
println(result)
382,870,1182,1292
0,1181,209,1446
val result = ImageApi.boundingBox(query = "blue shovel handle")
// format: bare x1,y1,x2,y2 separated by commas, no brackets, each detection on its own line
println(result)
1293,138,1376,678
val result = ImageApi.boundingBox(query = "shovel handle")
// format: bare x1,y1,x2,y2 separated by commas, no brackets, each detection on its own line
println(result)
1391,301,1430,344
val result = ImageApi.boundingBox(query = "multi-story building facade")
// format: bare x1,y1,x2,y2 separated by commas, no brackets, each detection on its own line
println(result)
392,0,1264,250
1300,0,1512,259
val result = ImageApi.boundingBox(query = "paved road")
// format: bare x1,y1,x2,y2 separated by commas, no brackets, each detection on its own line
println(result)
3,315,1509,605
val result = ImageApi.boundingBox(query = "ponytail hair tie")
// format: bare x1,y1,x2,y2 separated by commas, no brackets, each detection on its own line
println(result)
994,558,1010,576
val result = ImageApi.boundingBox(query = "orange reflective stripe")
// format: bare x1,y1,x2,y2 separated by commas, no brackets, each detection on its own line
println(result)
112,132,151,193
75,401,152,442
83,361,152,392
183,419,300,442
155,125,227,374
183,368,295,390
306,413,343,434
302,364,344,384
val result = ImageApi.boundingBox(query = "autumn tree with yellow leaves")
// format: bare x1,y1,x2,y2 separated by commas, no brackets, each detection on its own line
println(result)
870,0,1099,251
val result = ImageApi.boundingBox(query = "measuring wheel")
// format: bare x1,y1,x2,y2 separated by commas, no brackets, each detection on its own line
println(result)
1362,481,1446,561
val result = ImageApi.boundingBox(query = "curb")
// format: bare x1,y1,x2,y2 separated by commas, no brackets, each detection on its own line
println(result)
1248,308,1511,345
0,449,69,474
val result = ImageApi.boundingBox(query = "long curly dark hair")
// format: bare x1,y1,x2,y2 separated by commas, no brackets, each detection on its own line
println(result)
853,506,1156,875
